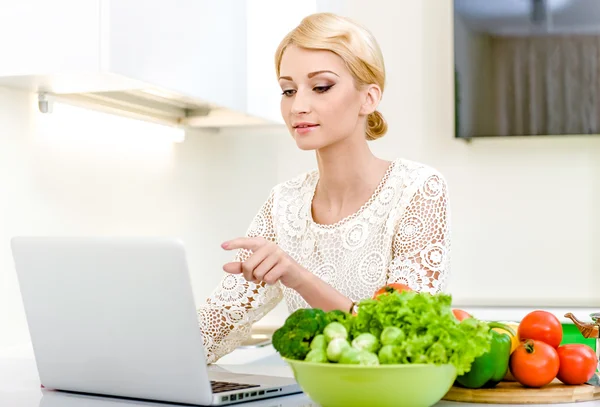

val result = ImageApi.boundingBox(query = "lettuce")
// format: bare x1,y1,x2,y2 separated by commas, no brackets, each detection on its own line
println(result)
353,291,491,375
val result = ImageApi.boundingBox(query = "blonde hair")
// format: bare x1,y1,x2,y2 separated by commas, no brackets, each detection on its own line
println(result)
275,12,388,141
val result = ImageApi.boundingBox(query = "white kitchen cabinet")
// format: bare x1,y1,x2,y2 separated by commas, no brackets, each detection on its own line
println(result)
0,1,244,108
0,0,345,127
0,1,307,126
0,2,102,76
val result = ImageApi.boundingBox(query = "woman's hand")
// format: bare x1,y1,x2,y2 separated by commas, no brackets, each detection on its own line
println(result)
221,237,306,289
221,236,354,313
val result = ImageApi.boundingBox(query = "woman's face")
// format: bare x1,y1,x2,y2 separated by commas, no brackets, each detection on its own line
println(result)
278,45,377,151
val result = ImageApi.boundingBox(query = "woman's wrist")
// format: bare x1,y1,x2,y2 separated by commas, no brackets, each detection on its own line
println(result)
291,265,354,312
286,263,312,291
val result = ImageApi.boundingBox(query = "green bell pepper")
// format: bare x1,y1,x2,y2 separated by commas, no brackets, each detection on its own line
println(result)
456,322,516,389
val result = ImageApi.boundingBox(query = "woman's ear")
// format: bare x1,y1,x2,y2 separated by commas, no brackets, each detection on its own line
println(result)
359,84,382,116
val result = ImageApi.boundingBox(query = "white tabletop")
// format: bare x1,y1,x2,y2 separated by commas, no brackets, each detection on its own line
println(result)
1,342,599,407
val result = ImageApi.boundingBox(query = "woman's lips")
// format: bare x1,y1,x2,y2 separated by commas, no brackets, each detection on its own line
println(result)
294,124,319,135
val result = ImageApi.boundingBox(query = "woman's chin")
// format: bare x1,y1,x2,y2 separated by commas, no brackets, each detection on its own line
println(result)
295,142,319,151
293,135,321,151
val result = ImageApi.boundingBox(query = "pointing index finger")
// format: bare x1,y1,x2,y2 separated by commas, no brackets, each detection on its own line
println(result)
221,237,262,252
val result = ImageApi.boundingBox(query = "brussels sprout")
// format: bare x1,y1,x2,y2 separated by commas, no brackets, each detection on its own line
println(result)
380,326,405,346
357,350,380,366
351,332,380,353
339,347,361,364
378,344,396,364
304,348,328,363
324,322,348,342
310,334,327,351
326,338,350,362
339,347,380,366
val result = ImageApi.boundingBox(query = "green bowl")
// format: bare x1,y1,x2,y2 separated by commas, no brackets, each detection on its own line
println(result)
283,359,457,407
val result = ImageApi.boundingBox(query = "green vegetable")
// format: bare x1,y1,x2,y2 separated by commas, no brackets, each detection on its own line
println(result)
339,347,361,364
305,348,328,363
352,332,380,353
310,334,327,351
351,291,491,375
325,309,355,334
272,308,328,360
324,322,348,342
327,338,350,362
272,291,492,373
455,322,515,388
339,347,379,365
380,326,405,346
378,344,396,364
357,350,380,366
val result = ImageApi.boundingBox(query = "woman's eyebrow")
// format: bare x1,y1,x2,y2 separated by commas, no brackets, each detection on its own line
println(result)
278,70,340,81
307,70,339,78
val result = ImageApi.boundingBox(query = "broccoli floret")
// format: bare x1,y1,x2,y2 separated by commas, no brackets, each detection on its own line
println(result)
286,308,328,332
272,308,328,360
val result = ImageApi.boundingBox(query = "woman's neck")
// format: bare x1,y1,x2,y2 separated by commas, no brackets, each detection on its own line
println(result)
314,135,391,207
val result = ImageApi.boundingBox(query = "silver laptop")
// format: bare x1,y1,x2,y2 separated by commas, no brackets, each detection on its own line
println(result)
11,236,301,406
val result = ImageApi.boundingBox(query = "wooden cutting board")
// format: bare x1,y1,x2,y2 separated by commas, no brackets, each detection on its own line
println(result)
442,379,600,404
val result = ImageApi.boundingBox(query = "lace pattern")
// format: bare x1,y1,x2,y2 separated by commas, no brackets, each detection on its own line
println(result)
197,158,451,363
197,190,283,364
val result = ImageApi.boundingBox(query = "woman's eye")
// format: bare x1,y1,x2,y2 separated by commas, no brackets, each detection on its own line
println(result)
314,85,333,93
281,89,296,97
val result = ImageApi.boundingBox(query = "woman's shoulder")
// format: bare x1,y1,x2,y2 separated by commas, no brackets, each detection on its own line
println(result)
272,168,319,194
390,158,449,194
393,157,447,178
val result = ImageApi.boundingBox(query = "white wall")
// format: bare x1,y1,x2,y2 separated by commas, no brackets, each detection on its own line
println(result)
0,88,282,349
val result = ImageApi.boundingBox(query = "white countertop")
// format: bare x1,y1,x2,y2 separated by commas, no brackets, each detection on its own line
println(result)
1,342,599,407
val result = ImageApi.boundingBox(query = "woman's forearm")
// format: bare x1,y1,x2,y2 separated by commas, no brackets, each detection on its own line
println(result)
292,267,354,312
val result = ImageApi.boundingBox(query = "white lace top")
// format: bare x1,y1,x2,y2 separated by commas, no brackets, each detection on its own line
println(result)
197,158,451,364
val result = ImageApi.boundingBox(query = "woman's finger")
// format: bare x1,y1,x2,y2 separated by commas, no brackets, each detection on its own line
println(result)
240,244,271,282
262,264,285,285
221,237,266,252
252,251,279,282
223,261,243,274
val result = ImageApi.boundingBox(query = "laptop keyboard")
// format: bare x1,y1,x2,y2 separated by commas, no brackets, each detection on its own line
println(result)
210,380,260,394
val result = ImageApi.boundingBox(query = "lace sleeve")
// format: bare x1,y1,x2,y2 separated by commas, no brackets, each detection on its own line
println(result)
197,188,284,364
388,171,451,294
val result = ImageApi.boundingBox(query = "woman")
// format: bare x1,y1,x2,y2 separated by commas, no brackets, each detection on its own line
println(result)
197,12,451,364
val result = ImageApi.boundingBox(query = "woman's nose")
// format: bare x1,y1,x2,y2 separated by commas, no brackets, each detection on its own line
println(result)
290,90,310,115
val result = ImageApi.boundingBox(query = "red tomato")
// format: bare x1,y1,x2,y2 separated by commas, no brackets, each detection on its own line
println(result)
518,310,563,349
373,283,412,299
452,309,472,321
510,339,560,388
556,344,598,385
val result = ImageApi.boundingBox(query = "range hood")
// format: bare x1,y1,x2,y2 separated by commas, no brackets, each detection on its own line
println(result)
0,0,322,130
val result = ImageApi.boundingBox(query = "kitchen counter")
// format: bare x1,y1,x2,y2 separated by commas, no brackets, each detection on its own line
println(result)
1,342,598,407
